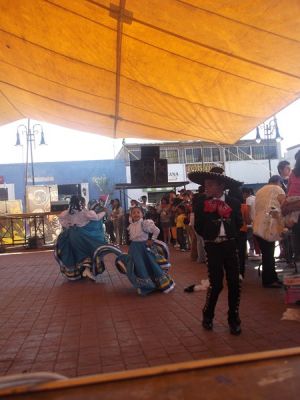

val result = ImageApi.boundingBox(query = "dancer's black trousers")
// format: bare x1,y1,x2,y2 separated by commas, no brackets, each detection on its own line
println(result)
203,239,241,322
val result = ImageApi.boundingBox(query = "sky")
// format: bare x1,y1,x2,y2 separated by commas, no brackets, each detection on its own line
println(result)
0,98,299,165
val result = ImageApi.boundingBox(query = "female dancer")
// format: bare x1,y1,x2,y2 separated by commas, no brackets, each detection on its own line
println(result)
119,206,175,295
56,195,106,280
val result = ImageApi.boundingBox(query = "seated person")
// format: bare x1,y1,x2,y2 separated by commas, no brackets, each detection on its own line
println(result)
55,195,107,281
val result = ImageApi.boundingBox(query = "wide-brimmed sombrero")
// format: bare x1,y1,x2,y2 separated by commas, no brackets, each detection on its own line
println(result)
188,171,243,189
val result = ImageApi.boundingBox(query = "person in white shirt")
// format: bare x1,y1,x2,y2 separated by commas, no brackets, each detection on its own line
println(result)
242,187,261,257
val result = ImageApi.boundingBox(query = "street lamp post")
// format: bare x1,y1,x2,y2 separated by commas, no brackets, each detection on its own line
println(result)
255,116,283,178
15,119,46,186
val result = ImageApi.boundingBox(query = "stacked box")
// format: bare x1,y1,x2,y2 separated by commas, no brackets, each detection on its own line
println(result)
283,275,300,305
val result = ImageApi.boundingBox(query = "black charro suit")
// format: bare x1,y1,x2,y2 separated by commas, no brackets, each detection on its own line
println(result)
194,194,243,241
193,193,243,327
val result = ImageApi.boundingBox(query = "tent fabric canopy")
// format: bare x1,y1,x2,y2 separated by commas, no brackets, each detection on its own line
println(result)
0,0,300,144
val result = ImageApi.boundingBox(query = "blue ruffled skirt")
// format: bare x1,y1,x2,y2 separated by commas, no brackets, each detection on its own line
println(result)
55,221,107,280
118,241,174,295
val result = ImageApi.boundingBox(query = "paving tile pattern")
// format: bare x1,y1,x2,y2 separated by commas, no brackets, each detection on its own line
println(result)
0,249,299,378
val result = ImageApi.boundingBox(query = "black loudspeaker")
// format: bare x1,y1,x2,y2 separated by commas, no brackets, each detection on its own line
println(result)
130,160,143,185
141,146,160,160
155,159,168,184
130,159,155,185
143,159,155,185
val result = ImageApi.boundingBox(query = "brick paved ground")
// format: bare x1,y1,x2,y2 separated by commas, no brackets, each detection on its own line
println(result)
0,248,299,378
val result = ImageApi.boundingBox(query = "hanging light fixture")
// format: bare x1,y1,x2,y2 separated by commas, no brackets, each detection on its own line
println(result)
15,120,46,187
274,117,283,143
15,132,21,146
255,127,262,144
255,115,283,178
39,130,46,145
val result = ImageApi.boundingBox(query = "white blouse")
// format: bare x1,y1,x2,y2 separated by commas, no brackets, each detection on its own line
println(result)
128,219,160,242
59,209,106,228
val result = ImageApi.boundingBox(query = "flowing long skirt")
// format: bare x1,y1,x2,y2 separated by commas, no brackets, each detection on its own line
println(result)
55,223,107,280
118,241,174,295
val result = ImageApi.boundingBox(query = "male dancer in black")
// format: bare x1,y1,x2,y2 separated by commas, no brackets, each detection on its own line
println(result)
188,170,243,335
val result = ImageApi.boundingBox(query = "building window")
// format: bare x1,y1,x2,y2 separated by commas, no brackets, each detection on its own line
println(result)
129,150,141,161
185,148,193,163
193,148,202,162
264,145,278,160
203,147,212,162
251,146,265,160
212,147,221,162
0,188,8,201
238,146,251,160
185,148,202,163
225,147,238,161
160,149,179,163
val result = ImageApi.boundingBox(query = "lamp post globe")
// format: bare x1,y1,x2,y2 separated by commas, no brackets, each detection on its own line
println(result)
255,116,282,178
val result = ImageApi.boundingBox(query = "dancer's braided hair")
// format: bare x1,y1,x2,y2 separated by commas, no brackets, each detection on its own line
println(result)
68,195,85,214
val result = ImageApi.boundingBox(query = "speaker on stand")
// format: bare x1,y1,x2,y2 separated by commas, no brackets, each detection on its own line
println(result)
129,146,168,185
141,146,160,160
155,159,168,184
143,159,156,185
130,160,143,185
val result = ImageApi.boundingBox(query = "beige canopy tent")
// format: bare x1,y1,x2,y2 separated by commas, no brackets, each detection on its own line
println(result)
0,0,300,144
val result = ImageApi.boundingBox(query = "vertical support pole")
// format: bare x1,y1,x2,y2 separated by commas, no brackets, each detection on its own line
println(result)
28,119,35,185
265,124,272,178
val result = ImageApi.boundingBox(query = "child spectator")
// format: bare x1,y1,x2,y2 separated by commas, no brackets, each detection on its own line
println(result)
125,206,175,295
175,205,187,251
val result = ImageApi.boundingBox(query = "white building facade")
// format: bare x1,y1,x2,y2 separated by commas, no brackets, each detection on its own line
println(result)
285,144,300,164
116,139,284,203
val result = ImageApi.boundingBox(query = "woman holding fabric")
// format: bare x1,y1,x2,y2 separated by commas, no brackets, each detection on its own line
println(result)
253,175,286,288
